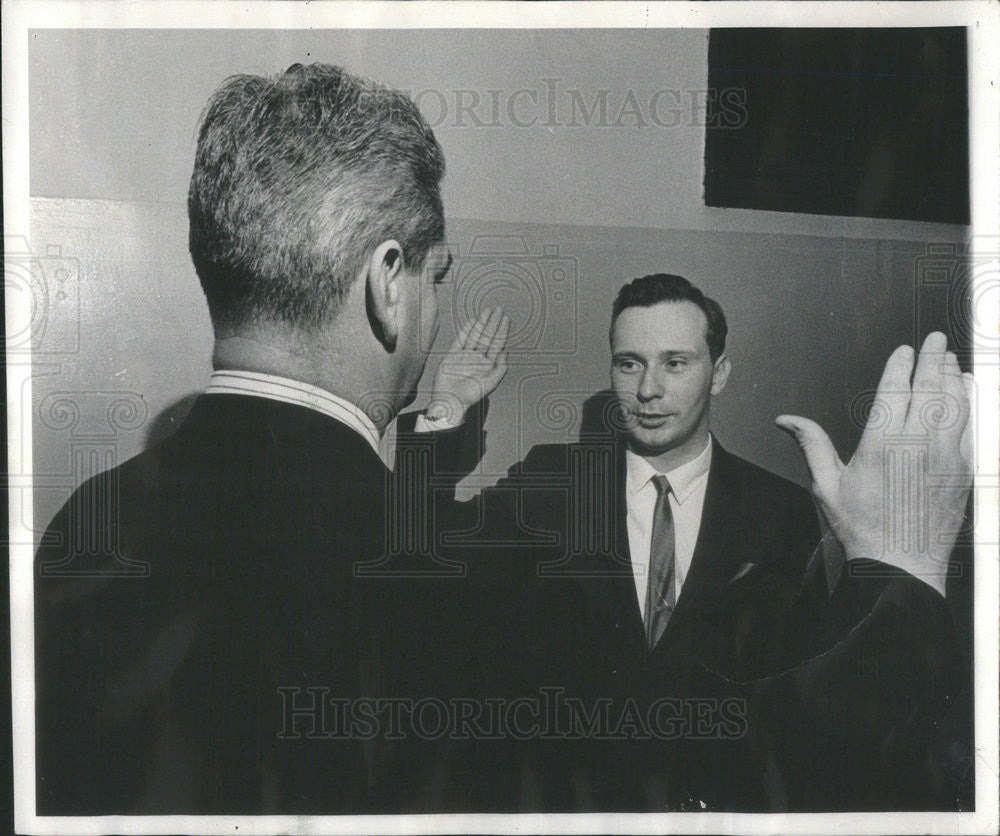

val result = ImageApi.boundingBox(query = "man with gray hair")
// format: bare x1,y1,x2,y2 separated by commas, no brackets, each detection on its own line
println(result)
34,63,508,814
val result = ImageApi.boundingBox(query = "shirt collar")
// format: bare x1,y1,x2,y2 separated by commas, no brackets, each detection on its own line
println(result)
625,437,713,503
204,369,381,456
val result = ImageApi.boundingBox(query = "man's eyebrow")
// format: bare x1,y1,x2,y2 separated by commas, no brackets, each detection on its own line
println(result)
661,350,697,358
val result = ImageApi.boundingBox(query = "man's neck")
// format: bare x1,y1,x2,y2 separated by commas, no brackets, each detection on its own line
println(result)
212,331,399,432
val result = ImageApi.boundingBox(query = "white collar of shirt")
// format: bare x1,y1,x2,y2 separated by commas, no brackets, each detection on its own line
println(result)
625,436,713,503
204,369,381,456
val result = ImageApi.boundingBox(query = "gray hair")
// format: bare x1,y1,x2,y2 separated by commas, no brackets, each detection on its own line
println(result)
188,63,446,332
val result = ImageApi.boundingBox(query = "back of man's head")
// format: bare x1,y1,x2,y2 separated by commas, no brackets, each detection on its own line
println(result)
610,273,728,362
188,63,445,334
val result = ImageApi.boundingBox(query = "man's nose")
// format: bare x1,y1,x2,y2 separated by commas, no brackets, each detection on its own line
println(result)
637,368,664,402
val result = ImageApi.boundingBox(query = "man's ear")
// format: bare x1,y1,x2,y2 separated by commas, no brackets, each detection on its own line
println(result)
711,354,731,395
365,239,404,348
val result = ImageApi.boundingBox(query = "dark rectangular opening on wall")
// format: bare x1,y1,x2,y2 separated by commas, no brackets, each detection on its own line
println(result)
704,28,969,224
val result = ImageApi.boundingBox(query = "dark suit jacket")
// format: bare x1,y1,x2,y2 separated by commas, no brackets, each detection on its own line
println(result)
443,434,964,811
34,394,467,814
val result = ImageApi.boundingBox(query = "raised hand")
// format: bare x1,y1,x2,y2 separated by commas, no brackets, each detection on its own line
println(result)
775,332,973,597
425,307,510,427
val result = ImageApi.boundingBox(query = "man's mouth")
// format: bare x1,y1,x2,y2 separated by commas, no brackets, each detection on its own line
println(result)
633,412,673,427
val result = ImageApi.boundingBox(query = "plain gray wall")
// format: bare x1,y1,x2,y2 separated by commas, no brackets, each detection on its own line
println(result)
26,29,968,538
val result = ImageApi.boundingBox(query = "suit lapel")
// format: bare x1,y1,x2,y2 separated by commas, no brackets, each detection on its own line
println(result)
610,436,646,642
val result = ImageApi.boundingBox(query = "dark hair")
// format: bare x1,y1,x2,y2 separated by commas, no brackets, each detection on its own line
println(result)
188,63,446,332
610,273,728,361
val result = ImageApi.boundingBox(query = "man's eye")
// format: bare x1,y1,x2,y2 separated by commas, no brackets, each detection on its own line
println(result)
667,359,687,369
617,360,640,372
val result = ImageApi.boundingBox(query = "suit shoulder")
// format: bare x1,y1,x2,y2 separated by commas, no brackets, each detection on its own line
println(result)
41,452,142,531
725,450,808,492
717,449,822,573
720,449,813,513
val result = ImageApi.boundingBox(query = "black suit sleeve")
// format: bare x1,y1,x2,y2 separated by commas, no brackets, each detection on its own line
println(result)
741,564,963,810
695,478,964,812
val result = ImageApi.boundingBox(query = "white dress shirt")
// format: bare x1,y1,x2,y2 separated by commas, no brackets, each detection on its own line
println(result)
625,438,713,619
205,369,382,456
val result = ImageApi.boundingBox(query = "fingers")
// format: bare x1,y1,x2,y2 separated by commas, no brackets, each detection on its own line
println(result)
774,415,844,503
485,313,510,361
462,308,493,350
905,334,974,457
941,350,971,427
906,331,949,427
459,308,508,355
962,370,975,402
454,317,474,350
474,308,504,353
961,370,975,469
944,352,973,470
853,343,915,460
870,344,916,439
910,331,949,392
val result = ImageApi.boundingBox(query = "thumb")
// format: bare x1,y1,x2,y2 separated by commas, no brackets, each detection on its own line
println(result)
774,415,844,502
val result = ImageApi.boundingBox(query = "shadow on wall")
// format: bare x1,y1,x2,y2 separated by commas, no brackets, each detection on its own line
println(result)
579,389,624,439
144,393,200,450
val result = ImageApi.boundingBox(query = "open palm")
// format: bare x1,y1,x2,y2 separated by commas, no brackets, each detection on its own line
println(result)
428,308,510,424
776,332,973,596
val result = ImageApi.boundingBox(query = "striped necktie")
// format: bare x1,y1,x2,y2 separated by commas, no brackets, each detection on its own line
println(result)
644,474,676,650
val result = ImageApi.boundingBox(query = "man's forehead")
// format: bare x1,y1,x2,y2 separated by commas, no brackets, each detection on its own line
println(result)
611,301,710,349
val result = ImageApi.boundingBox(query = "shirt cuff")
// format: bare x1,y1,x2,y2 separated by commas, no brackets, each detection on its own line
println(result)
414,412,464,433
856,553,948,599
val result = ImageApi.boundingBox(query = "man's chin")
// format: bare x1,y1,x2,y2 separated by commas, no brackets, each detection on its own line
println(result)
623,429,679,457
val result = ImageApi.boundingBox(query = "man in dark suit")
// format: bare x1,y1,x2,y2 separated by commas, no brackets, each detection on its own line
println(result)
444,274,970,812
33,63,509,814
